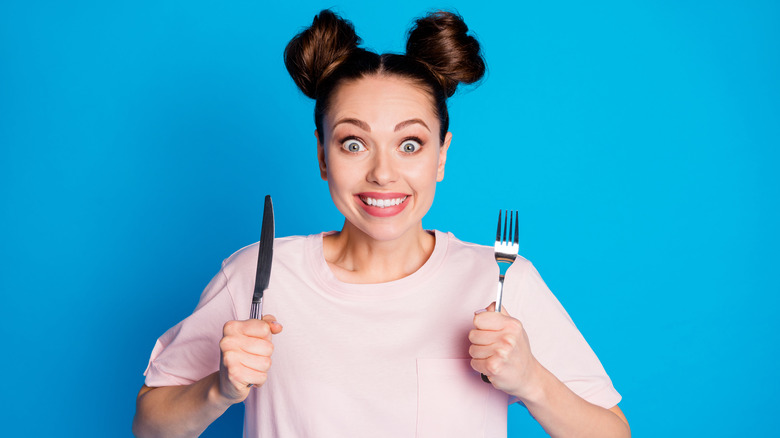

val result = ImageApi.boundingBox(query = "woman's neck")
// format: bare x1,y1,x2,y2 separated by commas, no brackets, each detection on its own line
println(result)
322,221,435,284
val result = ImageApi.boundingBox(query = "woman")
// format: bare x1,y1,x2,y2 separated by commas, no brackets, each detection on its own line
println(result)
133,10,630,437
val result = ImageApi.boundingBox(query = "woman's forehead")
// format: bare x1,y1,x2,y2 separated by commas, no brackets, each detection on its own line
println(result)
326,75,439,129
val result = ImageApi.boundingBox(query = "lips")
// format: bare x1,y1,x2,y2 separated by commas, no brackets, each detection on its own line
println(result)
360,195,408,208
356,192,410,217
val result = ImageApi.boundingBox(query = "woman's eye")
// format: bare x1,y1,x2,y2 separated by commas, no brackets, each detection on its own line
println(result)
400,139,421,153
341,139,366,153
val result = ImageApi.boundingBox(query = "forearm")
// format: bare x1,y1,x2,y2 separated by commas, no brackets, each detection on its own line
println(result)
517,363,630,438
132,372,234,438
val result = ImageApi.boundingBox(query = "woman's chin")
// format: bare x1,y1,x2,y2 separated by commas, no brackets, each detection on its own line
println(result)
344,220,425,243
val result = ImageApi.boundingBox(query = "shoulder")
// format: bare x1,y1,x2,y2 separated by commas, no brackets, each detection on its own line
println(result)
437,230,534,274
220,234,315,275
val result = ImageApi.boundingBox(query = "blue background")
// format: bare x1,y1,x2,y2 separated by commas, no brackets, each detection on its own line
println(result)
1,0,778,436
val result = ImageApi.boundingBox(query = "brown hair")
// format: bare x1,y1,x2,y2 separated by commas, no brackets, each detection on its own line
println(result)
284,9,486,143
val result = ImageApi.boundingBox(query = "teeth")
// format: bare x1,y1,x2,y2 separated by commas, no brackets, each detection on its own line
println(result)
361,196,408,208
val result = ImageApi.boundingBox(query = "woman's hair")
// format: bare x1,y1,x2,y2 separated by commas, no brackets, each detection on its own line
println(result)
284,9,486,144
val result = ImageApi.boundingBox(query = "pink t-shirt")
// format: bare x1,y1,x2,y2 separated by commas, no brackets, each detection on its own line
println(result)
144,231,621,437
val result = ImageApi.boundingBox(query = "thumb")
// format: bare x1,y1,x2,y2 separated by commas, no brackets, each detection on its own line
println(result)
485,301,513,316
261,314,284,335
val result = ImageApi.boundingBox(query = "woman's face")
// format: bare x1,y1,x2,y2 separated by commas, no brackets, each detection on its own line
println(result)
316,74,451,242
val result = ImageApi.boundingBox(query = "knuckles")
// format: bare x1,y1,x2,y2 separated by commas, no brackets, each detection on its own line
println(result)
221,350,239,368
485,357,503,375
500,333,518,349
258,356,272,371
219,319,279,392
494,346,512,360
507,318,524,332
223,319,271,339
219,337,234,352
223,320,240,335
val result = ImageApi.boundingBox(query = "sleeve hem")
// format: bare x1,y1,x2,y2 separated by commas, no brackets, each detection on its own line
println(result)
144,362,198,387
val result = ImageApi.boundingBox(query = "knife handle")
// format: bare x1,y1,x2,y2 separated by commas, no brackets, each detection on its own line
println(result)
250,298,263,319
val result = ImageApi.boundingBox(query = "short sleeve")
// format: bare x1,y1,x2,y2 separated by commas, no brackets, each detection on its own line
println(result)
143,266,238,387
504,259,622,409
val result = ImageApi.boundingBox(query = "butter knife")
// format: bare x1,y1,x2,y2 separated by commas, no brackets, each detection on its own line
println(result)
250,195,274,319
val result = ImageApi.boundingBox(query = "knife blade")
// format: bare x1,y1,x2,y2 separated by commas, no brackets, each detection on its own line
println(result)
250,195,274,319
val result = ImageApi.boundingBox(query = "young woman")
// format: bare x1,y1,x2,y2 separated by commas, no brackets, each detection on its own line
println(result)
133,10,629,437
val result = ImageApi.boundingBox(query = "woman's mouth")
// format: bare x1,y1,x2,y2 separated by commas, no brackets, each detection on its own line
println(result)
359,195,408,208
356,193,410,217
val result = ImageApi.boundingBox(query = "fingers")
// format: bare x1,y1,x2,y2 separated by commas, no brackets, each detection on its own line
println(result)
468,327,493,345
223,316,282,339
236,354,273,374
469,334,518,359
477,301,511,315
220,334,274,356
218,317,283,400
221,318,282,357
473,306,518,331
469,303,524,383
470,356,509,378
221,346,272,379
262,314,284,335
219,351,270,400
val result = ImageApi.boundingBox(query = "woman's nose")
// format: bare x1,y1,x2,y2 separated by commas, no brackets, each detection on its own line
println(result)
366,150,398,185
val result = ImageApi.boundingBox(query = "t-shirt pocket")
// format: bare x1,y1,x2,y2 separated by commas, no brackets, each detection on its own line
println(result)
416,358,508,438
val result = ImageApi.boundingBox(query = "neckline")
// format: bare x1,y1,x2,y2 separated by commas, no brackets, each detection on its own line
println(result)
306,229,449,301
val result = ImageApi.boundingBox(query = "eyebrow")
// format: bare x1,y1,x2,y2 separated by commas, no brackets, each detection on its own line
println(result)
331,118,431,133
333,118,370,132
394,118,430,132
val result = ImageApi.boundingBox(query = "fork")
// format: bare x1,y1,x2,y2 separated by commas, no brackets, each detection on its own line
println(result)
481,210,519,383
494,210,519,312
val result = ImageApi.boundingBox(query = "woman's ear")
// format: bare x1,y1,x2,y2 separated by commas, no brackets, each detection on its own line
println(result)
316,129,327,180
436,132,452,182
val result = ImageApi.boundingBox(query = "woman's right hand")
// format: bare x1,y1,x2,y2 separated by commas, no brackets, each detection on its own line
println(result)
217,314,283,403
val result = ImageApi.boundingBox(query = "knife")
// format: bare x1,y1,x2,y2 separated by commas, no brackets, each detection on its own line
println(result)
250,195,274,319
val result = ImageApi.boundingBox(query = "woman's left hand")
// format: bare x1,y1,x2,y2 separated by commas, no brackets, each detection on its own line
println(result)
469,302,541,399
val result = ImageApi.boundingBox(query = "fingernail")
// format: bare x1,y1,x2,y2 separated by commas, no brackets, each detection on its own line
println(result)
474,309,487,315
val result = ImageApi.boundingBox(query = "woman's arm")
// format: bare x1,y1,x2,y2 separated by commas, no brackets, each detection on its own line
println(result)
517,365,630,437
469,304,630,437
133,374,231,438
133,315,282,438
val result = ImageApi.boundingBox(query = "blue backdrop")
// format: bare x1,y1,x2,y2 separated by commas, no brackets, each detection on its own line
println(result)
1,0,778,436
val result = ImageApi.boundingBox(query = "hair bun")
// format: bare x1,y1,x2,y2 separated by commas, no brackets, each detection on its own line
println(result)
284,10,361,99
405,11,486,97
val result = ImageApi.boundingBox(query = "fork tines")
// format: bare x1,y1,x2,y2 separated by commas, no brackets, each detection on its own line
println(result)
495,210,519,263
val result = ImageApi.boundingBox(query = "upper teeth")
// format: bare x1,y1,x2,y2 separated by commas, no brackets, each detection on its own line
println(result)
362,196,407,208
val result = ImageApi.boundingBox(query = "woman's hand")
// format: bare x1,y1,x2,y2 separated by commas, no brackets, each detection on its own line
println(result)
133,315,283,437
469,303,631,437
217,314,283,403
468,302,541,399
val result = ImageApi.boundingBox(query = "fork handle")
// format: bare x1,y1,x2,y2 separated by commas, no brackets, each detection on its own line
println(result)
495,276,505,312
482,277,507,383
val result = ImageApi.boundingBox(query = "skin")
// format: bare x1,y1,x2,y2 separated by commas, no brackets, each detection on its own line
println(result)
315,75,451,284
133,74,630,437
318,75,629,436
133,315,282,437
471,303,630,437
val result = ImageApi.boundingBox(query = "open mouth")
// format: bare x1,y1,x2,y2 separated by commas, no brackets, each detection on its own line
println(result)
359,195,409,208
